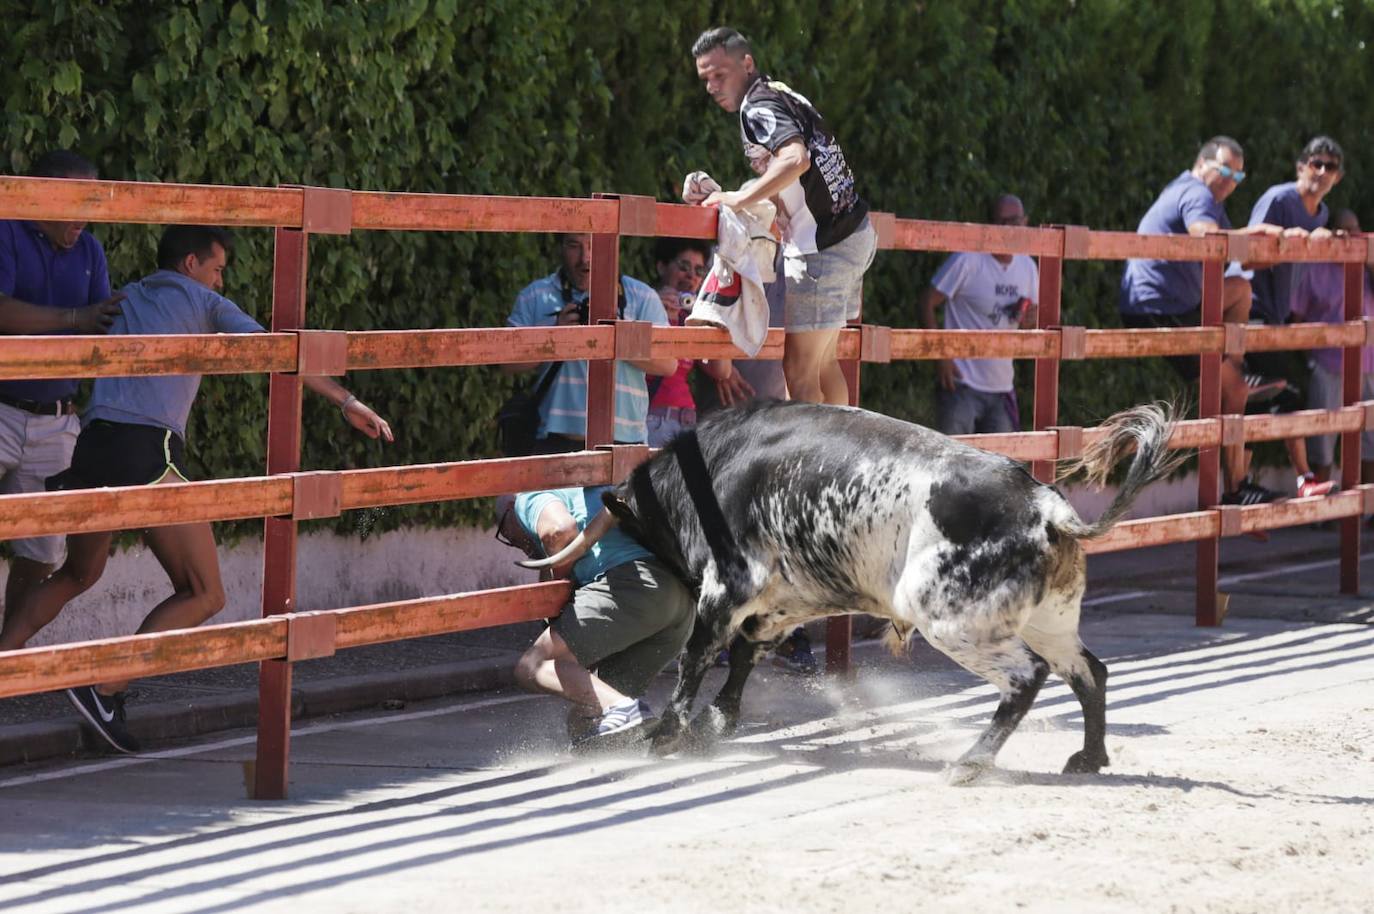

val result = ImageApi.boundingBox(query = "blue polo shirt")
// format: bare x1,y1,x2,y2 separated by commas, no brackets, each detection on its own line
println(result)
0,220,112,401
507,272,668,443
84,270,265,439
514,486,652,587
1247,182,1328,325
1120,171,1231,316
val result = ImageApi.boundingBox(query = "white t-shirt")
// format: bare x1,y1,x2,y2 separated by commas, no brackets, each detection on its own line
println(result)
931,252,1039,393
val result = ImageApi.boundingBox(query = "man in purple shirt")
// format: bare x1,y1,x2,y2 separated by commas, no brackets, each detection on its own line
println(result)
0,151,124,629
1290,209,1374,489
1243,136,1345,499
1119,136,1288,506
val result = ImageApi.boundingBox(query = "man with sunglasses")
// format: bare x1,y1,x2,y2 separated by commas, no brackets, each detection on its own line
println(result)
1239,137,1345,499
1120,136,1288,506
918,194,1039,435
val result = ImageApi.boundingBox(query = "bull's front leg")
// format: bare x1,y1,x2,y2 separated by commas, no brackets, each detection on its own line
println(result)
651,612,728,755
703,634,767,737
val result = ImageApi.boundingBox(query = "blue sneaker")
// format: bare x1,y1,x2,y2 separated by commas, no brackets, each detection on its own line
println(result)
771,629,819,675
572,698,654,752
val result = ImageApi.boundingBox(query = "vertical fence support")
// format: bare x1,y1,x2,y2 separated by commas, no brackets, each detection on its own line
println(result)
1032,230,1066,484
586,200,621,450
1338,260,1363,593
254,226,308,799
1196,255,1225,626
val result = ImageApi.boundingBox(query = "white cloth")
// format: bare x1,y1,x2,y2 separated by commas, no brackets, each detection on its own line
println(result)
931,252,1039,393
681,172,779,358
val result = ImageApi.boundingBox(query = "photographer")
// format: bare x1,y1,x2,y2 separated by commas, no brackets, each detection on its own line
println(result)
501,233,676,454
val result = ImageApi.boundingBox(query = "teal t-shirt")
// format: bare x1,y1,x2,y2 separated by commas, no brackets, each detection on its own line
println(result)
514,486,652,586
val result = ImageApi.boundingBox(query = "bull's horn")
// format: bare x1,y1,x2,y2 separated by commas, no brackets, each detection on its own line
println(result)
516,507,620,570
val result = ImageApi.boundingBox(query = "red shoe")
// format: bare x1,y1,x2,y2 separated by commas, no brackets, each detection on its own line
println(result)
1296,474,1335,498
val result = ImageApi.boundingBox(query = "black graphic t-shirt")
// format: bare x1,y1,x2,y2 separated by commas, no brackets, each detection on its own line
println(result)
738,75,868,254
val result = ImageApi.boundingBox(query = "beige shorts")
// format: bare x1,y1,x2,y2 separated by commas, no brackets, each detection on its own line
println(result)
0,404,78,564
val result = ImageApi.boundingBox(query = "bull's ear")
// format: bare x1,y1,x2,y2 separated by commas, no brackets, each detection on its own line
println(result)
601,490,637,524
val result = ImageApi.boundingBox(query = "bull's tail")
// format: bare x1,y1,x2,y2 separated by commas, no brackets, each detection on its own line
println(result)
1051,402,1187,540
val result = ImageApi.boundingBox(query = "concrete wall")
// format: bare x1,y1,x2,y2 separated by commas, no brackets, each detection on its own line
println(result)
0,466,1290,647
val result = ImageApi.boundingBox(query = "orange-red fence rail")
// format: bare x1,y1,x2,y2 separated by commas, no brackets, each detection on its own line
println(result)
3,176,1373,798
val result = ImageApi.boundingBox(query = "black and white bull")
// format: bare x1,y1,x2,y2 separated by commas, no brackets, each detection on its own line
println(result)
525,399,1182,783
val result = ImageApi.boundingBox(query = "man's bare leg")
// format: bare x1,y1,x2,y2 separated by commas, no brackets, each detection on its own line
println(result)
0,534,111,651
514,626,629,713
784,328,844,405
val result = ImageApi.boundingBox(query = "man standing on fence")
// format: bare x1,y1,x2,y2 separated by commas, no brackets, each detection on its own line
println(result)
0,151,124,636
503,485,695,750
1119,136,1288,506
918,194,1039,435
0,225,391,754
502,233,676,454
1240,136,1345,499
688,26,877,406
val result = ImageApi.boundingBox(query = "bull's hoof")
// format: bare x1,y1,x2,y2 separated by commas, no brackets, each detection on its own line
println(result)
943,761,990,786
648,715,687,756
677,706,730,755
1062,750,1110,774
708,704,741,738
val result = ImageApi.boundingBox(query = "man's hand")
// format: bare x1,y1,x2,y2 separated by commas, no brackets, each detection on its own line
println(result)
1245,222,1285,237
342,399,394,441
74,294,125,333
554,301,584,326
701,190,742,210
1309,226,1335,241
1281,225,1310,239
936,359,961,392
715,371,756,407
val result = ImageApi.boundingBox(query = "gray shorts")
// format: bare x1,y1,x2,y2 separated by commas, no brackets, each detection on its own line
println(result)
0,404,78,564
935,383,1018,436
783,218,877,332
553,557,696,698
1306,365,1374,466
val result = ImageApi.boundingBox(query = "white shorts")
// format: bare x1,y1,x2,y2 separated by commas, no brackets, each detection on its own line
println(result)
1306,365,1374,467
0,403,78,564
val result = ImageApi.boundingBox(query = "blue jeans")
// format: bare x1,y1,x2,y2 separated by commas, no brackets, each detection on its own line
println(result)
935,384,1017,435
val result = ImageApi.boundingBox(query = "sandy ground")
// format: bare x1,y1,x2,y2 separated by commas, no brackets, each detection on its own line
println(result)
0,610,1371,914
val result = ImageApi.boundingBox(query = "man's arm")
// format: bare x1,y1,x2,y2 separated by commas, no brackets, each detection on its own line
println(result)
302,376,394,441
533,498,579,579
702,138,809,212
0,293,124,334
918,286,961,392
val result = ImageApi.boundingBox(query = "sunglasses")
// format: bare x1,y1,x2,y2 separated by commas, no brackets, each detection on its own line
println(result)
672,258,709,278
1306,158,1341,174
1207,160,1246,183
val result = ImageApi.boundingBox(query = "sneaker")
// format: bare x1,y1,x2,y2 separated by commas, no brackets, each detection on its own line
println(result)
771,629,819,676
1296,474,1335,499
65,686,141,754
1221,476,1284,507
713,648,730,668
571,698,654,752
1243,372,1288,403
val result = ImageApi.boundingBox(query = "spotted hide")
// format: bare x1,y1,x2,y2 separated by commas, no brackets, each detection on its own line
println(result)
528,398,1183,783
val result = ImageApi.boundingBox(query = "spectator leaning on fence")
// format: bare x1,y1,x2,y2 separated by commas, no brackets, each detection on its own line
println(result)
645,237,736,447
689,26,877,407
918,194,1040,435
0,150,125,629
1240,135,1345,499
0,225,392,755
1119,135,1291,507
502,485,695,750
1289,209,1374,489
501,233,676,453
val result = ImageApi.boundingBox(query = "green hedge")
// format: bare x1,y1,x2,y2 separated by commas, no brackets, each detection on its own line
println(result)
4,0,1372,534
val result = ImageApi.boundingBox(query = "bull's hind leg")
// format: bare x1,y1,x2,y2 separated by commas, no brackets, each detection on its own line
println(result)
930,635,1049,785
1021,625,1110,774
695,634,768,740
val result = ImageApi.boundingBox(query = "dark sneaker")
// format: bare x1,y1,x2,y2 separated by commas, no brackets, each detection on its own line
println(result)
572,698,654,753
771,629,819,676
65,686,141,754
1221,476,1284,507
